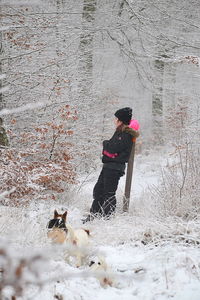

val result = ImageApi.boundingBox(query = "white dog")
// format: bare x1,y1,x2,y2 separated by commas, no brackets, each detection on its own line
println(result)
89,256,115,287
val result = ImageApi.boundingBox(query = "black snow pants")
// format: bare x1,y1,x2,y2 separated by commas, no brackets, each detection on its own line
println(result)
90,167,123,217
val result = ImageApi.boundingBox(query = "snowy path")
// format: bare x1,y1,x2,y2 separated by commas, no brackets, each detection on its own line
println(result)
0,202,200,300
0,150,200,299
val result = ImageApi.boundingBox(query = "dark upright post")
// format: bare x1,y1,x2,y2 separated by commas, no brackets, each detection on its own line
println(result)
123,138,136,212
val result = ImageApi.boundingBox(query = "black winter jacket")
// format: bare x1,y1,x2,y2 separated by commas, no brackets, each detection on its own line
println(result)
102,127,139,171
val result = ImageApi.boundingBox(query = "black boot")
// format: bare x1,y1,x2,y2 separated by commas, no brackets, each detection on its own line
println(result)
82,214,95,224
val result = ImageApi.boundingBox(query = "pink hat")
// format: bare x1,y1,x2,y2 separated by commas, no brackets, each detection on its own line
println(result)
129,119,140,130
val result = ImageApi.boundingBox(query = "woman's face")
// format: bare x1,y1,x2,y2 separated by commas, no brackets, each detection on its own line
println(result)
114,118,123,128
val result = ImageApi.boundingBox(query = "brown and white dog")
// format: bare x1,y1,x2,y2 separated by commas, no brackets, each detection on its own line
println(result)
47,210,90,267
47,210,68,244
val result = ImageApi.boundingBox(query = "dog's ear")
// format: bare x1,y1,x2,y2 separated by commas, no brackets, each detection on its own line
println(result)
62,211,67,221
54,209,59,218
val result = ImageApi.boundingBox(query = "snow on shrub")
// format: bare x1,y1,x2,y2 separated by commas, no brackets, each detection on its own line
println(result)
148,142,200,218
0,241,47,299
0,105,77,206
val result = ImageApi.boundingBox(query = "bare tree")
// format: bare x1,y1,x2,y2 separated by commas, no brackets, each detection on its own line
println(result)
1,0,200,178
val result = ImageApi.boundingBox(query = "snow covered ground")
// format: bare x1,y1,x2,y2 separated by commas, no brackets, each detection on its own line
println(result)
0,149,200,299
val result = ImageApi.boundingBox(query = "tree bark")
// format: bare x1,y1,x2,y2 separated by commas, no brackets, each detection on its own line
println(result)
0,21,4,110
78,0,97,114
152,53,165,145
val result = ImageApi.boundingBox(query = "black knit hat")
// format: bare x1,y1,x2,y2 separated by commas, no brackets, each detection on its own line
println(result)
114,107,132,125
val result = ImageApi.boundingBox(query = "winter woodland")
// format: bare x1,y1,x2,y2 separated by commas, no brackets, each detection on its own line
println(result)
0,0,200,299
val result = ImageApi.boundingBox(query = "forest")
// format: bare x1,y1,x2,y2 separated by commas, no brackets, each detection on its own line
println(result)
0,0,200,299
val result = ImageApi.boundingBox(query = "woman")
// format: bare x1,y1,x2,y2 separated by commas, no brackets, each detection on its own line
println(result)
82,107,139,223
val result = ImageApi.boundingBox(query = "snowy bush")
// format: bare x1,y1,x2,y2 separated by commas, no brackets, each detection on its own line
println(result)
143,97,200,219
149,142,200,219
0,105,77,206
0,241,47,300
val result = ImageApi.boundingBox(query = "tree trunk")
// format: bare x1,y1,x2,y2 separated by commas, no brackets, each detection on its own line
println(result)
152,55,165,145
0,23,4,110
78,0,97,118
76,0,97,172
